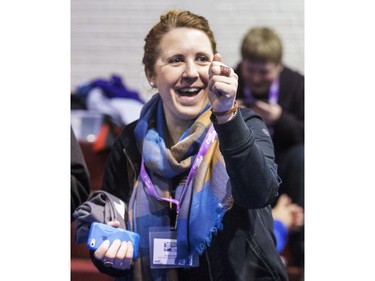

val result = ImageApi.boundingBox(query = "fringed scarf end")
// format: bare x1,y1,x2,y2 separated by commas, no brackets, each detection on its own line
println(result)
193,204,227,255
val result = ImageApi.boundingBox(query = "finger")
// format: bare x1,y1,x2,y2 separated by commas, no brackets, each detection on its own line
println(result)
112,257,132,270
292,214,304,228
209,63,222,78
104,239,122,260
125,241,134,259
277,194,291,207
210,69,238,88
210,64,233,78
220,65,231,77
123,241,134,269
297,213,304,225
292,208,304,224
115,241,132,260
208,74,233,91
213,53,222,62
108,220,121,228
122,258,133,269
112,258,123,269
209,81,235,98
289,204,303,214
113,241,134,270
209,53,223,78
93,240,110,260
113,257,133,270
212,54,232,77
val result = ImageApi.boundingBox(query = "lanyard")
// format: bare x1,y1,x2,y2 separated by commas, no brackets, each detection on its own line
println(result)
140,124,217,224
243,79,280,105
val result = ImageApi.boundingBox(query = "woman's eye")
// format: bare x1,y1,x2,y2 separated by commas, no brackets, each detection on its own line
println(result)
168,56,183,64
197,55,209,62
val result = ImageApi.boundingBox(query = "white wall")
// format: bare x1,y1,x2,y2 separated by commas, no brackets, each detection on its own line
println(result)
71,0,304,101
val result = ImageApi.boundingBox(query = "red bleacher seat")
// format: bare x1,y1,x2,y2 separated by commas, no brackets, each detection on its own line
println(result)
71,142,111,280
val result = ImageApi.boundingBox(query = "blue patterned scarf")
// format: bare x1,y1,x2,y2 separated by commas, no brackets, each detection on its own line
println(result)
128,94,233,280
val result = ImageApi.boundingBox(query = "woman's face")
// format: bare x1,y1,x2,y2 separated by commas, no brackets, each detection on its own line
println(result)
150,27,214,125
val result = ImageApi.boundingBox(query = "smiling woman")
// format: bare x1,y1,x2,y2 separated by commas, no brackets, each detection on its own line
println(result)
74,9,288,281
147,27,213,134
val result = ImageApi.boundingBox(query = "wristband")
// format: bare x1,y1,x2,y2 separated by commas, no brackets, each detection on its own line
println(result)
211,101,238,116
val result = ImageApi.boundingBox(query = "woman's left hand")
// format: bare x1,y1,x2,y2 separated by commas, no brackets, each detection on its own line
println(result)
208,53,238,114
93,220,134,270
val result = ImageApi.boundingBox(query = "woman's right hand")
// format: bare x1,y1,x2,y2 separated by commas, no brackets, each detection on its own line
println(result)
208,54,238,112
93,220,134,270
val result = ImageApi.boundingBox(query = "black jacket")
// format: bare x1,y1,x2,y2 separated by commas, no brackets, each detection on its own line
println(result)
92,107,288,281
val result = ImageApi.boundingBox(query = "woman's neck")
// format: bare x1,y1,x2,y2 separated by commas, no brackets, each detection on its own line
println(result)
164,115,191,148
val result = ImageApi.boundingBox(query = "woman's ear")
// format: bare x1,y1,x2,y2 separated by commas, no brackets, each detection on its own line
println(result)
145,69,156,88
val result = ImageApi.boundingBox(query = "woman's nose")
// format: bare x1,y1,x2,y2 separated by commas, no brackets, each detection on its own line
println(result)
183,61,199,78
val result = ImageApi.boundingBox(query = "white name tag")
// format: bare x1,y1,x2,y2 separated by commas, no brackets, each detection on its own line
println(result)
153,237,178,265
149,227,199,269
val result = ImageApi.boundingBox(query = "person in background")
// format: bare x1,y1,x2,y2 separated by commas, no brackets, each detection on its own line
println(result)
71,126,90,221
74,10,288,281
235,26,305,267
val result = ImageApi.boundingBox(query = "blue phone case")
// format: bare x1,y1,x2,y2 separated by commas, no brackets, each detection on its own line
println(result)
87,222,140,259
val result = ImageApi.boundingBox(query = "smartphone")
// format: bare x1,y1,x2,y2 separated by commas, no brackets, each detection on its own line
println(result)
87,222,140,259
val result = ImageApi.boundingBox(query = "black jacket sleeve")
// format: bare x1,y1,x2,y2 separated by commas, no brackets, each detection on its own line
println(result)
272,67,304,152
212,108,280,209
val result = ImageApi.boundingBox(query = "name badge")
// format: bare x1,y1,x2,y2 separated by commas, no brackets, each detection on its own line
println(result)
149,227,199,269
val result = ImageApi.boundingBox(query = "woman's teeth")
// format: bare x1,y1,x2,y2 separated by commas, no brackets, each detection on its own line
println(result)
177,88,200,95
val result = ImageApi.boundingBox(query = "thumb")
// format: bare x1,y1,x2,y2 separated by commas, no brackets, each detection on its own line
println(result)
108,220,121,228
209,53,222,78
213,53,222,62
